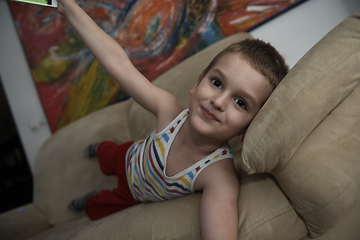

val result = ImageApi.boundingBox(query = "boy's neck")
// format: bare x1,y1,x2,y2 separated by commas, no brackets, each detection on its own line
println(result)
177,118,228,156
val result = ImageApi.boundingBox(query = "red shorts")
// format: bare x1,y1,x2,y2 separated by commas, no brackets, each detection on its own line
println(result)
85,141,141,220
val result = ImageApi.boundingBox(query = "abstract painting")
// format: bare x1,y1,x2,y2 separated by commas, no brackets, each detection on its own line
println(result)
9,0,305,132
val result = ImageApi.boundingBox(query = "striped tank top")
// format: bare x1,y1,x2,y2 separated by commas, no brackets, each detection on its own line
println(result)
125,109,233,202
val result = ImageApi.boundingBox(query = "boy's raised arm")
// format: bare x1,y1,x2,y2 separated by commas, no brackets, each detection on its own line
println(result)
57,0,177,116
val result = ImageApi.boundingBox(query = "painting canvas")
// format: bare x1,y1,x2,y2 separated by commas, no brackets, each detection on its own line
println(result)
9,0,305,132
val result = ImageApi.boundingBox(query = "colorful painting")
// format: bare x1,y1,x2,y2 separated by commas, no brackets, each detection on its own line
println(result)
9,0,305,132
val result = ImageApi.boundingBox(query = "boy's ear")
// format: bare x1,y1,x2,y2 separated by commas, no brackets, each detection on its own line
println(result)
189,75,202,95
238,132,245,142
238,125,248,141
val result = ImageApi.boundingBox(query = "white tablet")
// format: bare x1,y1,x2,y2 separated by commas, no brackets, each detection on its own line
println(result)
10,0,57,8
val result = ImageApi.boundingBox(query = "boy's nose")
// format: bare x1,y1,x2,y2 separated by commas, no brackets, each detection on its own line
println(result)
211,93,227,111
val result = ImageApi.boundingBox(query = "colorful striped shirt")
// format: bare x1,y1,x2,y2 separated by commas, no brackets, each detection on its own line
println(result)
125,109,233,202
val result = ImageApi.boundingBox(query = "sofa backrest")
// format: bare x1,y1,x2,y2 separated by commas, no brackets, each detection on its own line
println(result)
241,10,360,238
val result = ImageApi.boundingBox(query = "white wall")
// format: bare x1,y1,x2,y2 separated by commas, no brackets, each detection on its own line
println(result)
1,0,359,173
0,2,51,174
250,0,360,68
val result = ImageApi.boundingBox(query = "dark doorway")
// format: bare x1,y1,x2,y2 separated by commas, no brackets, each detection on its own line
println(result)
0,77,33,213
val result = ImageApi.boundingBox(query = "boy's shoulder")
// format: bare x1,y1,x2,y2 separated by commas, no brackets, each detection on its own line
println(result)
156,103,186,132
194,158,239,191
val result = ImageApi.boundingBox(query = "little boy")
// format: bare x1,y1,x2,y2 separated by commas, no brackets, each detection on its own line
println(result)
57,1,288,239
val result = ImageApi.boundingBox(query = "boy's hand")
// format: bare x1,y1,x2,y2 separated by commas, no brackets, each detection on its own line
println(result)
57,0,77,16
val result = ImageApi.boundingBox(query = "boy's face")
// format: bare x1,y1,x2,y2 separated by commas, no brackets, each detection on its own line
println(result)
188,53,273,142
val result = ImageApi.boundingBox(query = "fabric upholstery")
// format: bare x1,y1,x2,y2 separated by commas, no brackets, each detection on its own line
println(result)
237,172,307,240
278,83,360,237
302,203,360,240
241,10,360,238
26,217,90,240
0,204,50,240
67,194,202,240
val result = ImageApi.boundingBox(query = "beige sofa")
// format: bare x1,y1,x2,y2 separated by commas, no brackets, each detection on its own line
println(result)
1,9,360,240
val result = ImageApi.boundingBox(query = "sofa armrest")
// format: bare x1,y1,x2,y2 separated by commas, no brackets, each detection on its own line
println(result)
33,99,134,226
0,203,50,240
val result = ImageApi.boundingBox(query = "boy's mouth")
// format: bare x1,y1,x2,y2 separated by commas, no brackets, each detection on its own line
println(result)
201,107,220,122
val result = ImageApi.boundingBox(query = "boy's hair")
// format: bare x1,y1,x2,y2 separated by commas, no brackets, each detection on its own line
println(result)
201,38,289,89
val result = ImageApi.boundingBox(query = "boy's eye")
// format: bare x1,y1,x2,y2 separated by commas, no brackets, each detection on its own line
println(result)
211,79,222,89
235,98,247,110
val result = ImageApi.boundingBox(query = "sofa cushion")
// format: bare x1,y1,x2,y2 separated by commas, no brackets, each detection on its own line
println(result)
237,172,307,240
277,83,360,238
64,194,202,240
241,10,360,237
302,203,360,240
